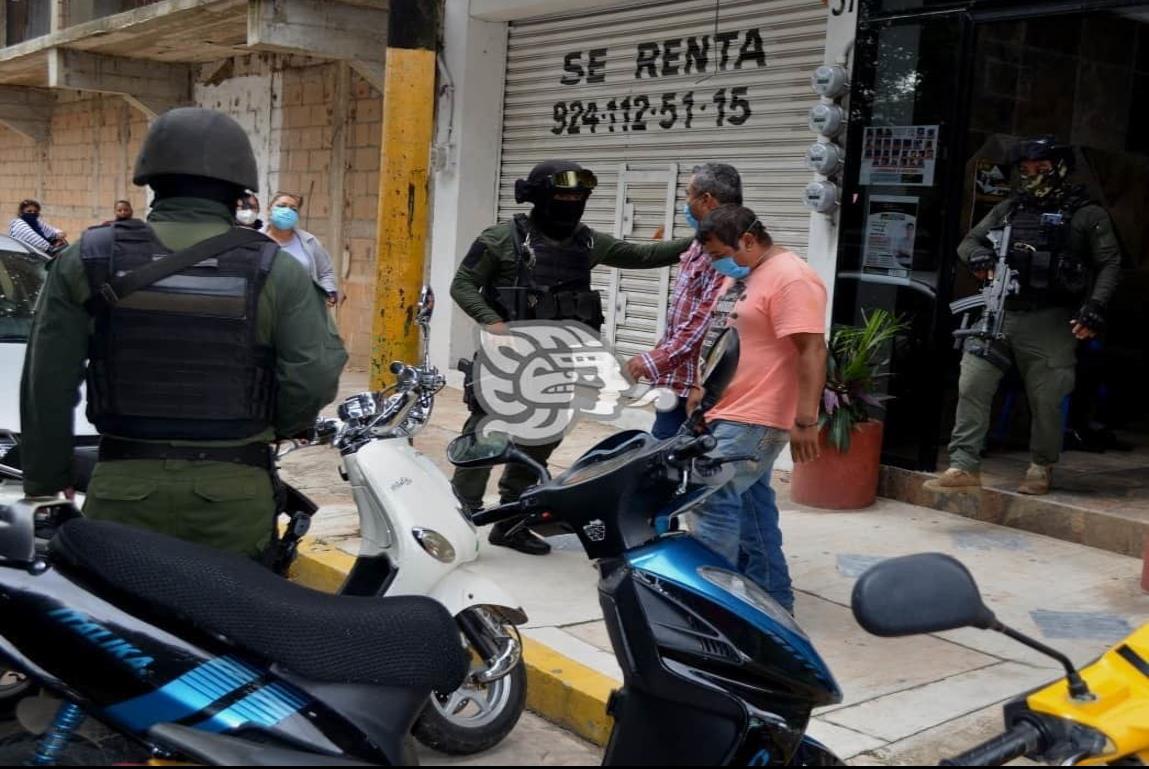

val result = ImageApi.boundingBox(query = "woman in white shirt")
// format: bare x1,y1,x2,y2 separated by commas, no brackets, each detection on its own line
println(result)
9,199,67,255
262,192,338,305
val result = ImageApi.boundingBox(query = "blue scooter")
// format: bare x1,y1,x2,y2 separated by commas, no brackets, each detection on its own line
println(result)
446,328,845,766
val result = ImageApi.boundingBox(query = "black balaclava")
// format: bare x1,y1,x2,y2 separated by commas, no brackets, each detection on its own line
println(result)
20,210,49,241
515,159,591,240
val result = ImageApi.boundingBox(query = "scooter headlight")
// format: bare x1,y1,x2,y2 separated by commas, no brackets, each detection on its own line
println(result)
412,527,456,563
698,566,806,637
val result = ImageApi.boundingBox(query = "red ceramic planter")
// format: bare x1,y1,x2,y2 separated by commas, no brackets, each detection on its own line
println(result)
791,420,884,510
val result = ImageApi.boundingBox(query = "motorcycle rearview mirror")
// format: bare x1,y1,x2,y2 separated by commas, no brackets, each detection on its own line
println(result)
447,433,513,468
416,285,435,323
852,553,996,636
447,433,551,482
853,553,1095,699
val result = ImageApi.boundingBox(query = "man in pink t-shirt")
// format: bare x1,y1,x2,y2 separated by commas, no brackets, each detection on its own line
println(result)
690,205,828,613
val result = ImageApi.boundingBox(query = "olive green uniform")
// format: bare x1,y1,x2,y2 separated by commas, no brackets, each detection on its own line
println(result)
450,220,692,507
948,198,1121,472
20,198,348,556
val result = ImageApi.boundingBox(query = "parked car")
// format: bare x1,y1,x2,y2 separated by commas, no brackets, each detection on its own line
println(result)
0,234,96,472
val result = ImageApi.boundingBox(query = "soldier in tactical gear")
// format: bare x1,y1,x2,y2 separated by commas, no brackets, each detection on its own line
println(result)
450,159,692,554
20,107,348,558
926,136,1120,496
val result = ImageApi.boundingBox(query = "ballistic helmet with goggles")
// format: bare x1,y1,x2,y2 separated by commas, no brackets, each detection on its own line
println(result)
515,160,598,238
514,160,597,204
1010,135,1074,202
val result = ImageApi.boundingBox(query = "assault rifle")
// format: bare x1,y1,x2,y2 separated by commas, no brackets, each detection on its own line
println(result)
949,225,1021,349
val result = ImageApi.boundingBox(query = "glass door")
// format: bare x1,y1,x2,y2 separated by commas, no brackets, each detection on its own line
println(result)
834,10,973,469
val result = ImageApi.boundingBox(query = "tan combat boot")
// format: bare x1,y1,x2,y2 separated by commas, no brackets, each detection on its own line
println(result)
1017,464,1052,495
923,467,982,492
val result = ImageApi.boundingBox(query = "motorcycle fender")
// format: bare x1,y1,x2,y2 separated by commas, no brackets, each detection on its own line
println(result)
427,566,528,626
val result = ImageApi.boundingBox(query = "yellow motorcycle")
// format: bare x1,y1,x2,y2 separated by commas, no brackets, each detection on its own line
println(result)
853,553,1149,766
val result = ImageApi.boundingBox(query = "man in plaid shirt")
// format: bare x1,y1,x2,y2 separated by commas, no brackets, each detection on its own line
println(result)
626,163,744,437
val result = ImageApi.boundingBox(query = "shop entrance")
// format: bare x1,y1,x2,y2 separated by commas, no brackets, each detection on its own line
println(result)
837,0,1149,508
955,9,1149,504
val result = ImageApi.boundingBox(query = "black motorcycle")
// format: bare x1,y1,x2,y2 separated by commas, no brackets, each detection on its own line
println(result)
0,492,471,765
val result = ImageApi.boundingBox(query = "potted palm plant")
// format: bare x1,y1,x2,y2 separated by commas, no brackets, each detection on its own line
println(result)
791,309,908,510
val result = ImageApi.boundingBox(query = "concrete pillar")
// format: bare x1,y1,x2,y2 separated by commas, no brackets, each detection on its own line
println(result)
369,0,441,389
806,0,859,326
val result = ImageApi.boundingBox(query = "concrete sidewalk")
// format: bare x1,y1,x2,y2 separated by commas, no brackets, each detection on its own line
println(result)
283,374,1149,765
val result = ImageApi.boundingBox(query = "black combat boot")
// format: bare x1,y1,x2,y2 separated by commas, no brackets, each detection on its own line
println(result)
488,521,551,556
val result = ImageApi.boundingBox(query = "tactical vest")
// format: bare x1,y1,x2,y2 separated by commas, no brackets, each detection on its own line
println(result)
486,214,605,331
81,220,278,441
1002,200,1089,309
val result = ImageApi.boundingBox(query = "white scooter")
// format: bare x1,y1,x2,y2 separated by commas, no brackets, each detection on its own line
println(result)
281,285,528,756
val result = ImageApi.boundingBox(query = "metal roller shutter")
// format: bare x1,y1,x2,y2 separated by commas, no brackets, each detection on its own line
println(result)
497,0,826,354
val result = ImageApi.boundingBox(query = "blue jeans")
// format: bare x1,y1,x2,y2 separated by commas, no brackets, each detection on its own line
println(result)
651,396,689,439
690,420,793,612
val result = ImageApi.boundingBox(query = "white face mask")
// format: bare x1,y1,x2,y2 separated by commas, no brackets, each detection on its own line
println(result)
236,209,258,226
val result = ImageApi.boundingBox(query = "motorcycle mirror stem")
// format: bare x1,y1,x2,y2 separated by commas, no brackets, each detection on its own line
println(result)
506,445,550,484
991,621,1092,700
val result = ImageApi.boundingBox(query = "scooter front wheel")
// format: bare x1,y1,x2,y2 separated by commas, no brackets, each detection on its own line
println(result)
412,611,527,756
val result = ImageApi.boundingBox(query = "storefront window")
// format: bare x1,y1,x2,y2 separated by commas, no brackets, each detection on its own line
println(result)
835,12,970,469
958,8,1149,462
840,0,1149,473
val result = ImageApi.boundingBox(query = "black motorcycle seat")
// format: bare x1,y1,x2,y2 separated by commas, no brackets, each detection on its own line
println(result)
50,520,469,693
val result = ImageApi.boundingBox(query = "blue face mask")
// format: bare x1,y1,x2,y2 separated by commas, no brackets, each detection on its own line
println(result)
270,205,299,230
683,201,700,231
712,256,751,280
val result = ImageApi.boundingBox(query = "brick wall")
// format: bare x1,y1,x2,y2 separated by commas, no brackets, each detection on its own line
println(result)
0,93,149,240
266,59,382,368
341,71,382,368
0,54,384,368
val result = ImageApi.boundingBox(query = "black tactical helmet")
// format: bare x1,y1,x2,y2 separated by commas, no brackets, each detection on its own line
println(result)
1010,135,1074,171
514,160,597,205
1011,136,1074,202
133,108,259,191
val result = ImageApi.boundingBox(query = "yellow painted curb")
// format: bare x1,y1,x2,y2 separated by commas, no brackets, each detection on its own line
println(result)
290,537,616,747
287,537,357,594
520,636,615,746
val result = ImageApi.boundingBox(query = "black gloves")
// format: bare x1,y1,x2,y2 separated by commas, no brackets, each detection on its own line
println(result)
1074,300,1105,334
967,248,995,274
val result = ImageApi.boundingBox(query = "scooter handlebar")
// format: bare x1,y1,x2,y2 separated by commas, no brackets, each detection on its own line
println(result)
471,500,525,527
666,434,718,468
939,721,1044,766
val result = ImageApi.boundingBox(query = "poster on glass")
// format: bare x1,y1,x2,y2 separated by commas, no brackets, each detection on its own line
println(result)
863,196,919,277
860,125,939,186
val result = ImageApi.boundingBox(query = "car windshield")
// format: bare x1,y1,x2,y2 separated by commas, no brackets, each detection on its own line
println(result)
0,250,46,343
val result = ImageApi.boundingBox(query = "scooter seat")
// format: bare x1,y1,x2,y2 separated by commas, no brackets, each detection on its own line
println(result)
49,520,469,693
